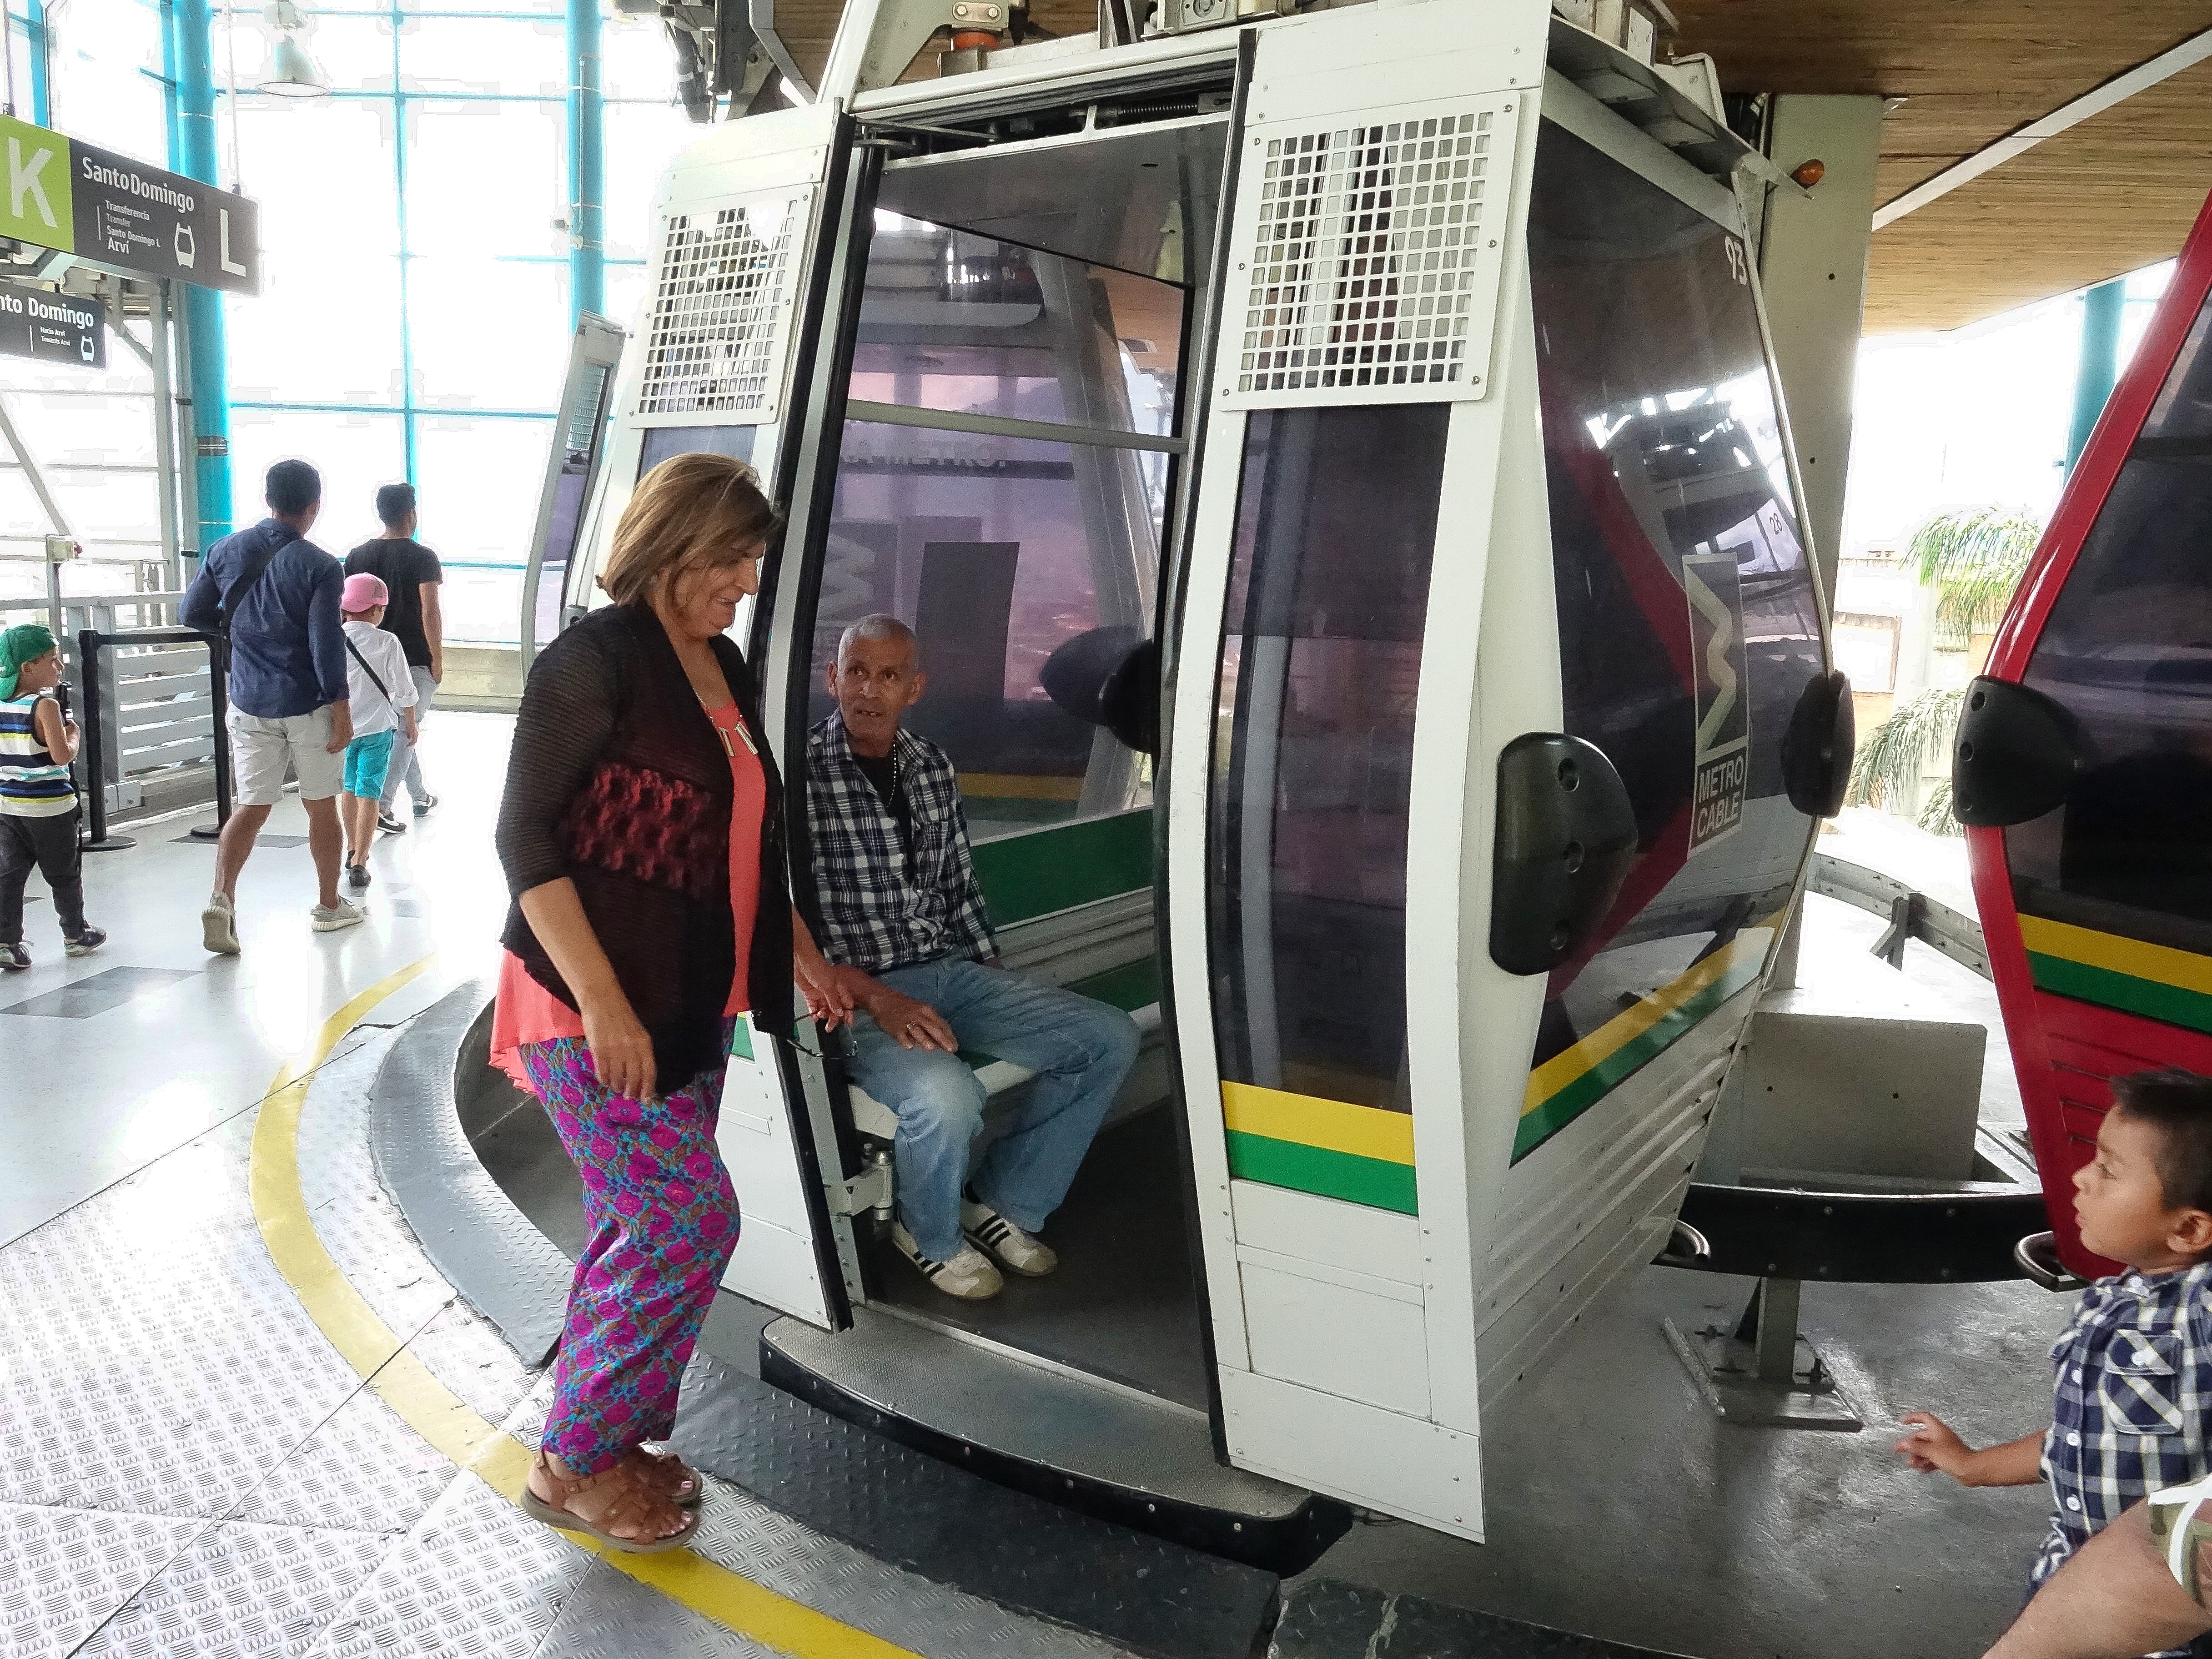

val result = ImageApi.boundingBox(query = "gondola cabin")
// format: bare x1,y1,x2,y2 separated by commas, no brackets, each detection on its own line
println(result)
528,0,1845,1561
1959,186,2212,1284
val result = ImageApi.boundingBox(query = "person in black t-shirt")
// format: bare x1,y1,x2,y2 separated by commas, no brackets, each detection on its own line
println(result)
344,483,443,829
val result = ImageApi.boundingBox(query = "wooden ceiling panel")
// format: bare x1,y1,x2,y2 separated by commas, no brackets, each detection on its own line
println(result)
1864,56,2212,331
1672,1,2212,330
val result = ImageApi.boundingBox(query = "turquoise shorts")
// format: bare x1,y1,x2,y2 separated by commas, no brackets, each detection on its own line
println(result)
343,729,396,798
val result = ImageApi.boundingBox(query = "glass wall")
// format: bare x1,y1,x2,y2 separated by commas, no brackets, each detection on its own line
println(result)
0,0,170,606
210,2,697,642
0,1,699,630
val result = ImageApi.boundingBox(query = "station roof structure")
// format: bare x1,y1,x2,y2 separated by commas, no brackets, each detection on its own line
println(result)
776,0,2212,333
1674,1,2212,332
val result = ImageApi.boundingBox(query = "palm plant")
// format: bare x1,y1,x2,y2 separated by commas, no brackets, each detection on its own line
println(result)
1847,685,1968,834
1904,505,2043,646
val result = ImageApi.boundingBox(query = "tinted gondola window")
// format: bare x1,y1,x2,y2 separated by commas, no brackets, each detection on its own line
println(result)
1208,405,1449,1126
799,212,1178,839
2009,291,2212,957
1518,123,1824,1160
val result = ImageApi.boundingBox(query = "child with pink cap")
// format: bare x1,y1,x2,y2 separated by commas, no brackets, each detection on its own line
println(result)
338,572,418,892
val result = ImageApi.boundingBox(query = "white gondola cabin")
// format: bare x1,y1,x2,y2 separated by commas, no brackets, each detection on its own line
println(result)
526,0,1845,1564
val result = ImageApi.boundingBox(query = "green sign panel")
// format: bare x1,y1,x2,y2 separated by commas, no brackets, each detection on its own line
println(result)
0,113,259,296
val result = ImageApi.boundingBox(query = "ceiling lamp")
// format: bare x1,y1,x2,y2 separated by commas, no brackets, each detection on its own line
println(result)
259,2,329,98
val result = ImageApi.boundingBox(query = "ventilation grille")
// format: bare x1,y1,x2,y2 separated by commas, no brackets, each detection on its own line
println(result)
636,193,807,419
1230,103,1513,405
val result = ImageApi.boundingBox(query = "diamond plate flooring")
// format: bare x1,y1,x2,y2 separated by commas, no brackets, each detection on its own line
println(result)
0,800,1146,1659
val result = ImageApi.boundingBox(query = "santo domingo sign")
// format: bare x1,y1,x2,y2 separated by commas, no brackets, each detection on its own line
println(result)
0,113,259,296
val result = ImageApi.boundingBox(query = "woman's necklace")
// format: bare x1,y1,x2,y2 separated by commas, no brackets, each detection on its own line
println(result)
697,692,758,757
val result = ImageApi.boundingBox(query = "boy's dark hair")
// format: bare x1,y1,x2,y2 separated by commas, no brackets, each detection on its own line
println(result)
376,482,416,528
266,459,322,517
2112,1069,2212,1214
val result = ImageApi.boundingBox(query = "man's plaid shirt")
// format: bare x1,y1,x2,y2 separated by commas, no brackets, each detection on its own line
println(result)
2031,1259,2212,1596
805,715,995,974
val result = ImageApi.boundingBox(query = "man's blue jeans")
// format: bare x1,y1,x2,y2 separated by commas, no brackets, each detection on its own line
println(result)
846,956,1141,1262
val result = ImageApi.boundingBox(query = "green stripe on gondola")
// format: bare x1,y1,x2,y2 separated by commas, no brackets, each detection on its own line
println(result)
1226,1130,1419,1214
1511,959,1756,1163
2027,951,2212,1037
970,809,1154,927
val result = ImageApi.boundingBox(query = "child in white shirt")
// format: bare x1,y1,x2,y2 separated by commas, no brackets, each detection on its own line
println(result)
337,573,418,892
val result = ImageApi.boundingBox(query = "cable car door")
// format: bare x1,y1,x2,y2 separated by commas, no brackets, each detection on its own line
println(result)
520,312,624,669
577,102,866,1329
1167,5,1830,1539
1961,188,2212,1280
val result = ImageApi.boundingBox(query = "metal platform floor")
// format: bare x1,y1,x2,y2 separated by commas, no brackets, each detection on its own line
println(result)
0,724,2076,1659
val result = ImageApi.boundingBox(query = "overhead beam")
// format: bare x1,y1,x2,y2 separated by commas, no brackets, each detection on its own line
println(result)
1873,24,2212,231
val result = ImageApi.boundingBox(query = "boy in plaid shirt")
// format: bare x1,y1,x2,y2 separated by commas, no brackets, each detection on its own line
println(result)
1898,1070,2212,1628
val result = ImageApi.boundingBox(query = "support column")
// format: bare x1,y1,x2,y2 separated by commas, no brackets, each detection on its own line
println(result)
2066,276,2126,472
25,0,50,126
567,0,604,323
1755,94,1884,606
170,0,232,552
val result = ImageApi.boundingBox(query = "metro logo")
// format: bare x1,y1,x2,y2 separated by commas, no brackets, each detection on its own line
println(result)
0,116,72,250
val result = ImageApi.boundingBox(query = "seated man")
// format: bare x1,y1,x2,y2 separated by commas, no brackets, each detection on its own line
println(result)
806,614,1140,1302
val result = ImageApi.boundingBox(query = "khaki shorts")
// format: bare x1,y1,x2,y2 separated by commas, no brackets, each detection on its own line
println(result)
229,706,346,804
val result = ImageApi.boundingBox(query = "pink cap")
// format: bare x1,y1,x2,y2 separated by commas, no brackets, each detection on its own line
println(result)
342,573,389,613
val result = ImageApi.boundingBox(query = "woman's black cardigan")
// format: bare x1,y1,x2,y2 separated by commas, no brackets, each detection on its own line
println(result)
495,602,794,1085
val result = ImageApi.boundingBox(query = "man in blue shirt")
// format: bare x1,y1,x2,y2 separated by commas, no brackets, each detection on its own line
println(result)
182,459,361,951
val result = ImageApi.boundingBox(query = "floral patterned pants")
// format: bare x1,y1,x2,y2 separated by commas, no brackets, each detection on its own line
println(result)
518,1026,740,1475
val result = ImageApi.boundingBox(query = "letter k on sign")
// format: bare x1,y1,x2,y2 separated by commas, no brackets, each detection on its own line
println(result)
9,137,55,227
0,116,75,253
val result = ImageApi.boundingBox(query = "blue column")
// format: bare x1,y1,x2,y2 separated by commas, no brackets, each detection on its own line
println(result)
566,0,604,323
169,0,232,550
2066,277,2127,473
25,0,50,125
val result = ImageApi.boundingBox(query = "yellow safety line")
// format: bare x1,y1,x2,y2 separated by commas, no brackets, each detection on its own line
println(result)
1521,923,1776,1111
2020,914,2212,995
248,954,921,1659
1220,1081,1416,1164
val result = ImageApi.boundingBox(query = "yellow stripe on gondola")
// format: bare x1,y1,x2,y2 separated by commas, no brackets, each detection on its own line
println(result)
1521,921,1779,1116
1221,1081,1417,1164
2020,915,2212,996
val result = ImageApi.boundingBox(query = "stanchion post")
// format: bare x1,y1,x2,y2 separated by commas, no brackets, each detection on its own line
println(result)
192,632,231,840
75,630,136,851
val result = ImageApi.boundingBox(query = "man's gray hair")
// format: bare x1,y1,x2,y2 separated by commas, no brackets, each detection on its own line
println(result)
838,613,919,666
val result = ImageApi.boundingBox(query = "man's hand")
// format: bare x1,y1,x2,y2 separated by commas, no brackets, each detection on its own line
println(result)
797,953,857,1031
402,709,418,744
428,654,443,685
866,984,958,1052
326,700,353,753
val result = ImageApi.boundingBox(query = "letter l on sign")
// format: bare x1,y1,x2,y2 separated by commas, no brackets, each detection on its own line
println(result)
8,137,56,229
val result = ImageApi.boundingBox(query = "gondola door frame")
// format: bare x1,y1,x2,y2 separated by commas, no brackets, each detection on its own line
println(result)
1163,0,1553,1541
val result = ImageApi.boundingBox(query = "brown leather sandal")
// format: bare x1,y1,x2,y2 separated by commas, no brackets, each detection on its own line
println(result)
521,1449,701,1553
623,1444,704,1508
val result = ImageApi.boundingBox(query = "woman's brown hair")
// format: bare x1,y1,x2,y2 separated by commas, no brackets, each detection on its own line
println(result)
598,452,782,607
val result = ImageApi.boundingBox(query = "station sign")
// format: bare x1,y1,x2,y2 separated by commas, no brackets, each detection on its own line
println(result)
0,113,259,295
0,281,103,367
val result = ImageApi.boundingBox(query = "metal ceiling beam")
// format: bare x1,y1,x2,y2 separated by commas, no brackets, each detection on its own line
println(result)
1873,24,2212,231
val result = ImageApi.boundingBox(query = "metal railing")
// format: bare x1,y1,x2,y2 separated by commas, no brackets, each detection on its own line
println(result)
1807,851,1991,979
73,623,230,848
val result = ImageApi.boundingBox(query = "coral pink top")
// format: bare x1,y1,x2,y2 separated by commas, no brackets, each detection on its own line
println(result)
491,700,765,1091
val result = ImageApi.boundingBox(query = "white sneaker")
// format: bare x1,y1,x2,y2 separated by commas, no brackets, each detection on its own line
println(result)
892,1223,1003,1301
201,892,240,955
961,1198,1058,1277
311,899,367,933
